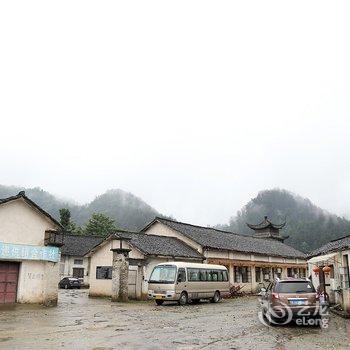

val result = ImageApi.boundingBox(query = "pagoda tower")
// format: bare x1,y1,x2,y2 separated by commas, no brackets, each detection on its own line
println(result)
247,216,288,242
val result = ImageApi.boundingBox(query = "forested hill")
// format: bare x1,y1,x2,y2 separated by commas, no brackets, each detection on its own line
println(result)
217,189,350,253
0,185,165,231
1,185,349,253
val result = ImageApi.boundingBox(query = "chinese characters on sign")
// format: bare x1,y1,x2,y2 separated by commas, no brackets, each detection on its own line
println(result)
0,242,60,262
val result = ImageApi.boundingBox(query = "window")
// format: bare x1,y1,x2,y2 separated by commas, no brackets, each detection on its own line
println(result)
287,268,293,277
199,270,206,281
188,268,200,281
273,268,282,279
211,270,218,281
187,268,228,282
74,259,84,265
223,270,229,282
275,281,315,293
96,266,112,280
234,266,251,283
299,268,306,278
263,267,271,281
177,268,186,283
149,265,176,283
73,267,84,278
255,267,262,282
241,267,250,283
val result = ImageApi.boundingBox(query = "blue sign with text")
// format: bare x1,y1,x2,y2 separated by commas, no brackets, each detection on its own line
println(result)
0,242,60,262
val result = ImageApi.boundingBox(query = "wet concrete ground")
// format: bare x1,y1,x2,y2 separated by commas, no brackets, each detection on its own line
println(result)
0,290,349,350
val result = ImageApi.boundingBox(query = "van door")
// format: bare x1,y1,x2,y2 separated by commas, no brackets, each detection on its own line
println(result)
175,268,187,299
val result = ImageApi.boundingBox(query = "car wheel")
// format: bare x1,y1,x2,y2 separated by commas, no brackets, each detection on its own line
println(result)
155,300,164,306
210,291,221,303
178,292,188,306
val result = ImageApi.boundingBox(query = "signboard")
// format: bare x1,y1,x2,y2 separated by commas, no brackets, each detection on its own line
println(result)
0,242,60,262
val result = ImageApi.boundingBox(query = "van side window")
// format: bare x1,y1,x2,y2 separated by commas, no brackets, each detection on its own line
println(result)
206,270,212,281
199,270,206,281
188,268,200,281
223,270,228,282
177,268,186,282
218,271,223,281
211,270,218,281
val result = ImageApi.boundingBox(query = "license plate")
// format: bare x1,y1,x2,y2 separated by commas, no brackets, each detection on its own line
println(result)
290,300,306,305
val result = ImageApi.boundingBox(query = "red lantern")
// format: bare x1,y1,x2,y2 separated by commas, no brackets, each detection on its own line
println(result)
323,266,331,275
313,266,320,276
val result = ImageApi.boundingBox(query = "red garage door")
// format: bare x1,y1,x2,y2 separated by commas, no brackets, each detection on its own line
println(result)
0,262,20,304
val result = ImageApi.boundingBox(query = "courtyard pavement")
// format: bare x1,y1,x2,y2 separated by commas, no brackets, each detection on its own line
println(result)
0,290,349,350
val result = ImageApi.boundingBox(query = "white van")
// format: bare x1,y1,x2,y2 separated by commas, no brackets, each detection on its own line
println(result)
148,262,230,305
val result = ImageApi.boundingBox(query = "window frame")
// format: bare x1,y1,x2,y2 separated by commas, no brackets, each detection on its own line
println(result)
96,266,112,280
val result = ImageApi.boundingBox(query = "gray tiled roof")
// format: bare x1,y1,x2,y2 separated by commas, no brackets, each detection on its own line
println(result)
308,234,350,258
60,234,104,256
113,231,203,259
147,218,306,259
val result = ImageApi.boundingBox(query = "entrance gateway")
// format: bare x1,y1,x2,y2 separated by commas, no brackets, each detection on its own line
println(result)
0,262,20,304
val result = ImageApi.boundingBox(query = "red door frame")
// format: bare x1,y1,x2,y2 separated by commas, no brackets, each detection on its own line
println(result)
0,262,20,304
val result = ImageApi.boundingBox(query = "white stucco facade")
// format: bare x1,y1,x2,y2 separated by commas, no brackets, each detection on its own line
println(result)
0,195,61,305
143,221,307,293
308,250,350,311
88,238,202,300
59,255,90,285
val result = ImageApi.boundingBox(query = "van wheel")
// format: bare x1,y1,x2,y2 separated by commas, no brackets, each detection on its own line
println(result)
211,291,220,303
178,292,188,306
155,300,164,306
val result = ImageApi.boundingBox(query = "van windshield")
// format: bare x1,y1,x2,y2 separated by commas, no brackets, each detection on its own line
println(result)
149,265,177,284
275,281,315,293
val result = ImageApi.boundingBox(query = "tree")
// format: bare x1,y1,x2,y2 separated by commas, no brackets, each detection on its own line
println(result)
59,208,82,234
59,208,72,229
84,213,118,236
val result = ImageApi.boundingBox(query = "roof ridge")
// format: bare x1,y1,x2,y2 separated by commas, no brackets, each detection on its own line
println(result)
330,233,350,242
60,233,105,239
155,216,242,236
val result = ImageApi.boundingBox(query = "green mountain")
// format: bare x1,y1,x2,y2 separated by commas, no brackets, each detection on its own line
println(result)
218,189,350,253
0,185,165,231
1,185,348,253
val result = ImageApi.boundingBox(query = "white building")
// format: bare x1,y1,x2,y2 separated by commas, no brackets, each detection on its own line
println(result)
308,235,350,312
86,231,203,299
86,217,307,300
142,217,307,293
59,234,103,285
0,192,62,305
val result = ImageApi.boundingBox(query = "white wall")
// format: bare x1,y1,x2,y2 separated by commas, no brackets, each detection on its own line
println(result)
0,198,60,305
144,222,203,253
89,240,145,298
0,199,58,245
60,255,90,284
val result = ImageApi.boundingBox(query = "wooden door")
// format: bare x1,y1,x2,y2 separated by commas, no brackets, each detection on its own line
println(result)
0,262,20,304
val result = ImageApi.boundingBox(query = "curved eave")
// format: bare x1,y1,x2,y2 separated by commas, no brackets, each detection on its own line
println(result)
247,220,286,230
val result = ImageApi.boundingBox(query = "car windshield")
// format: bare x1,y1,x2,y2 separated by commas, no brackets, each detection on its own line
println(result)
149,265,177,284
275,281,315,293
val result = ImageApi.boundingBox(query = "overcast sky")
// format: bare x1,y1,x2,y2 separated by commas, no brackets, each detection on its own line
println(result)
1,1,350,226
